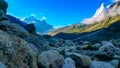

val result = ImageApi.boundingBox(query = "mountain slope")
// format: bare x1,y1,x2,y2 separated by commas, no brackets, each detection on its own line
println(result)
7,14,27,26
50,1,120,37
74,20,120,42
24,16,54,34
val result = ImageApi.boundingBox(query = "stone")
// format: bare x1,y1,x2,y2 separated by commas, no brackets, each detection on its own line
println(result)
49,37,59,47
62,58,76,68
49,37,64,47
92,43,102,49
28,43,39,55
80,43,101,50
68,53,92,67
0,20,30,38
38,50,64,68
81,45,98,50
69,53,83,67
0,0,8,13
99,41,116,56
93,51,113,61
110,60,119,68
65,40,75,46
0,10,8,21
25,34,51,53
112,39,120,47
82,41,91,45
0,13,50,53
0,62,6,68
80,55,92,67
0,15,50,53
113,55,120,59
0,30,37,68
90,61,115,68
114,48,120,56
99,41,115,50
24,23,36,33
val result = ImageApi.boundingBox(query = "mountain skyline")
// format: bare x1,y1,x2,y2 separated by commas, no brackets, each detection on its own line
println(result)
50,1,120,36
6,0,112,28
24,15,54,34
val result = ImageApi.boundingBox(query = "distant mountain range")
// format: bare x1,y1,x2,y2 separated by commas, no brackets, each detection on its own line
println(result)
23,15,54,34
50,1,120,42
7,15,54,34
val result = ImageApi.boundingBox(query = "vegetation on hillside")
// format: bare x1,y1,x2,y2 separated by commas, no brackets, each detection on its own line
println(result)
50,15,120,36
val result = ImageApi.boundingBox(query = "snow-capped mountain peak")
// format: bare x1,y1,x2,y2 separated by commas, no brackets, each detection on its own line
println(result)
40,16,46,21
24,15,38,24
23,16,54,34
93,3,105,18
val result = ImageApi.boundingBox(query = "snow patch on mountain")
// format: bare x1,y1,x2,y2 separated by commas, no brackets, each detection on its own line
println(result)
81,1,120,24
82,3,106,24
93,3,105,18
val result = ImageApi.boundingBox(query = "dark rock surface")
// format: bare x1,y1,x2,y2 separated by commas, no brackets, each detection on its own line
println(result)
0,0,8,13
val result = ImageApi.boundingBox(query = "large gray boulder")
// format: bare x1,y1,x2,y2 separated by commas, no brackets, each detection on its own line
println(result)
90,61,115,68
62,58,76,68
0,30,37,68
38,50,64,68
66,53,92,68
25,34,51,53
99,41,116,56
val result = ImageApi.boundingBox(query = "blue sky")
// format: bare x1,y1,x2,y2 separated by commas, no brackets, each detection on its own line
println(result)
5,0,112,27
